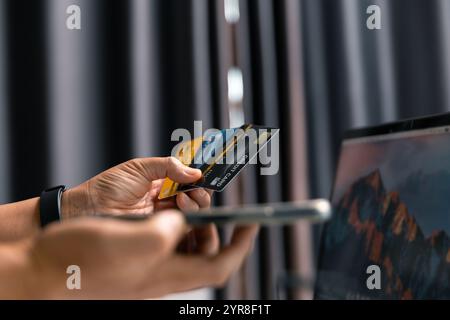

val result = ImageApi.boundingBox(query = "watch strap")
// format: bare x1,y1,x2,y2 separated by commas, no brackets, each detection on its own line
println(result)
39,185,66,228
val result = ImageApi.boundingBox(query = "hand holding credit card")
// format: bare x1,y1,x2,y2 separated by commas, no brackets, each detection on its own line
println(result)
88,124,332,226
158,124,280,199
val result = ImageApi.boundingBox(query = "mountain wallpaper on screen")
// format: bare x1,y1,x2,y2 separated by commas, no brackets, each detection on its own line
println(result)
321,170,450,299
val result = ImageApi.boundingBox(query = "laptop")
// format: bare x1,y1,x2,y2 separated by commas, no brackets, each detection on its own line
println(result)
314,112,450,300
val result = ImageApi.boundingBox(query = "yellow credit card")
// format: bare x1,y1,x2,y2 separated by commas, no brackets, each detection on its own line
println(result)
158,136,203,199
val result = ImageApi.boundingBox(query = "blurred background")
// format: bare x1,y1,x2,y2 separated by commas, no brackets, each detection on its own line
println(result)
1,0,450,299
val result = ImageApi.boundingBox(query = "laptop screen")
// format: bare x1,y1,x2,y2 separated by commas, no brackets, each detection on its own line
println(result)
315,124,450,299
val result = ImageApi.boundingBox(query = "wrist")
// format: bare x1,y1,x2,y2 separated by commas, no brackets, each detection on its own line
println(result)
60,182,94,219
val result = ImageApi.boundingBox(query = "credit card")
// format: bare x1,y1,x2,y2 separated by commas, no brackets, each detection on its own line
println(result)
158,136,203,199
158,124,279,199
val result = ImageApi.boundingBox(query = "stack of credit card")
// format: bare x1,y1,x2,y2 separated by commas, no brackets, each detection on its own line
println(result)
158,124,279,199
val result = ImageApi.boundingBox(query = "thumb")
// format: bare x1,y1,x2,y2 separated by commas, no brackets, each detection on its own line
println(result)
143,210,187,256
135,157,202,183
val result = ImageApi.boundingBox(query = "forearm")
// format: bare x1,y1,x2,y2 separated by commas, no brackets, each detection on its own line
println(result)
0,241,35,299
0,198,40,241
0,185,90,242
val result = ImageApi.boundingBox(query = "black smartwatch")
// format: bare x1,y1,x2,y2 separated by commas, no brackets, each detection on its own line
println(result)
39,185,66,228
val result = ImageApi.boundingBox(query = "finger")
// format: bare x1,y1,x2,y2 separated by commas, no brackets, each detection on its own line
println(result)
135,157,202,184
154,197,177,211
186,188,212,209
176,192,200,212
213,225,259,270
177,230,197,254
209,225,259,285
149,179,165,199
193,224,220,255
164,225,259,289
138,210,188,256
185,188,215,253
57,214,188,260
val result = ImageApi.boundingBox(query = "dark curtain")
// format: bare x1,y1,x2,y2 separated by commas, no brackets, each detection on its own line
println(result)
1,0,450,299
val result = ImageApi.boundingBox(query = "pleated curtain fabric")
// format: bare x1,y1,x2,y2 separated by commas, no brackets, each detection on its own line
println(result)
0,0,8,204
280,0,315,300
2,0,450,299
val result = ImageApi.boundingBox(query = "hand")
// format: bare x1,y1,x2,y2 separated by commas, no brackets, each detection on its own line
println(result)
20,211,258,299
62,156,210,217
61,156,219,255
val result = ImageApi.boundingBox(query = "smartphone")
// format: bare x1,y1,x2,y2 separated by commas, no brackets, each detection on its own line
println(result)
96,199,332,226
